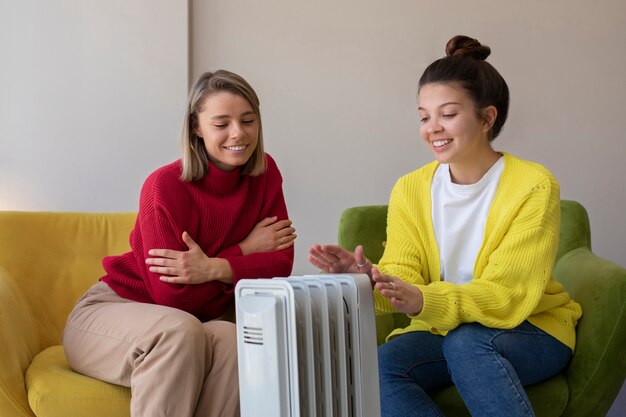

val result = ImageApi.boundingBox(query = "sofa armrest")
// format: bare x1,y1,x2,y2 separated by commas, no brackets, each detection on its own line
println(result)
0,267,39,417
553,248,626,417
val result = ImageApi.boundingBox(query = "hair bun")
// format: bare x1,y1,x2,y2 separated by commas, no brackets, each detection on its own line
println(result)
445,35,491,60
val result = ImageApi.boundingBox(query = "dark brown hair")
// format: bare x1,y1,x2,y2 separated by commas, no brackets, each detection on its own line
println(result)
419,35,510,141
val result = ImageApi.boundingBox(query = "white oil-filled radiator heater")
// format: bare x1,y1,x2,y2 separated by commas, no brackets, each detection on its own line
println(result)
235,274,381,417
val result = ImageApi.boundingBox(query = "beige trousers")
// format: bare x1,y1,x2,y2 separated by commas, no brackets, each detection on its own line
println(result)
62,281,240,417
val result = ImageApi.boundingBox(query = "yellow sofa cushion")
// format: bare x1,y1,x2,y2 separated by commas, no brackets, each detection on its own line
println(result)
25,345,131,417
0,267,39,417
1,212,136,417
0,211,136,348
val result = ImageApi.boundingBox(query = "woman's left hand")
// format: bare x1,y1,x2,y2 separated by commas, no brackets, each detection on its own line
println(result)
146,232,233,285
239,216,296,255
372,267,424,315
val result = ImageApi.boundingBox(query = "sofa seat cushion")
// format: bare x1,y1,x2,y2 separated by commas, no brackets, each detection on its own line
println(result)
25,345,130,417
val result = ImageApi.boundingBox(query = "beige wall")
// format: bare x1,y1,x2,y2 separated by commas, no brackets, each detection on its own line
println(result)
0,0,187,212
191,0,626,275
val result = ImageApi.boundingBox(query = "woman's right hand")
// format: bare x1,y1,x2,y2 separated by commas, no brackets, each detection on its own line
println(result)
239,216,296,255
307,244,372,278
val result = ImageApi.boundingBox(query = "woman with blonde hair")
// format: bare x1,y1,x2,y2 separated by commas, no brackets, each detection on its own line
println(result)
63,70,296,417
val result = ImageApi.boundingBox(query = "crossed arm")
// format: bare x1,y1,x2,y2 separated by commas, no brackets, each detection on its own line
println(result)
146,216,296,285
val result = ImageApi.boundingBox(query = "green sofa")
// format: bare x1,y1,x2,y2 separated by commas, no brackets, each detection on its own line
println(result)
338,200,626,417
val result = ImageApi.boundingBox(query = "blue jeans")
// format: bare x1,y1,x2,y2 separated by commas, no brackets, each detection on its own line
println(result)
378,321,572,417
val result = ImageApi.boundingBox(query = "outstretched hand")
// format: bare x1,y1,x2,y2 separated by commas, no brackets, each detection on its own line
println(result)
307,244,372,277
372,267,423,315
146,232,232,284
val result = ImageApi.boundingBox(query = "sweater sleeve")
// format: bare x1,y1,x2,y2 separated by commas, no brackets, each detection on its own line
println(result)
220,155,294,286
415,175,561,331
375,178,428,314
136,174,232,317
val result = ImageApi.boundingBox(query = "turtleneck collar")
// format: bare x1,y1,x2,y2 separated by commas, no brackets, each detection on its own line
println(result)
201,161,243,194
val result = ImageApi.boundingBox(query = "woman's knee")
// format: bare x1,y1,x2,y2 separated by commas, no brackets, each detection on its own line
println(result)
378,332,445,376
155,312,209,355
442,323,496,363
379,332,451,392
203,321,237,357
377,338,404,376
201,321,239,378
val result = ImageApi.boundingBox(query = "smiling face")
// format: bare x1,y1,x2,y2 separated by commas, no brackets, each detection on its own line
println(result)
194,91,259,172
418,82,496,167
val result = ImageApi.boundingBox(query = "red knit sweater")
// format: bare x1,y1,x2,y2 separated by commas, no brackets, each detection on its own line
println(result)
101,153,294,321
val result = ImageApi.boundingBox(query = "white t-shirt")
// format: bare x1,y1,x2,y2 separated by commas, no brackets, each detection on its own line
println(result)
431,157,504,285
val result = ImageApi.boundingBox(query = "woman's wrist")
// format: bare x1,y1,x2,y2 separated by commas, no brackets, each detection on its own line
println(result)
210,257,234,284
239,241,251,256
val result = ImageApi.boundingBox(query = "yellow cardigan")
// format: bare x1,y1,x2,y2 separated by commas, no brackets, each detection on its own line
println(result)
375,153,582,350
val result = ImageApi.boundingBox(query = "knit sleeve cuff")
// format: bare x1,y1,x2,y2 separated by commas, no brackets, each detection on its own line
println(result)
408,286,448,323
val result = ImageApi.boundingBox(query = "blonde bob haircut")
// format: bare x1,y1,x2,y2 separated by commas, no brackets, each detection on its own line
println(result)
180,70,266,182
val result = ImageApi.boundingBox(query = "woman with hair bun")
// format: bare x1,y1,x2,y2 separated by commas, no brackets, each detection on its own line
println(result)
63,70,296,417
308,36,581,416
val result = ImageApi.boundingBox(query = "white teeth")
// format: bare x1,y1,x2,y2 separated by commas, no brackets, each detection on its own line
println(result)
225,145,246,151
433,139,452,147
